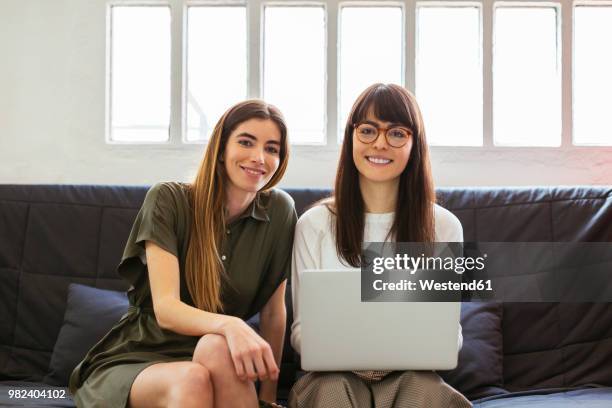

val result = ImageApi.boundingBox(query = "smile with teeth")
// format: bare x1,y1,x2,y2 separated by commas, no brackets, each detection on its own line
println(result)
240,165,265,176
367,156,392,165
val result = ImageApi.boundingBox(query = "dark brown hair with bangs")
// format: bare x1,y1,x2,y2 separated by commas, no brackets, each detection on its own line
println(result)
329,83,435,266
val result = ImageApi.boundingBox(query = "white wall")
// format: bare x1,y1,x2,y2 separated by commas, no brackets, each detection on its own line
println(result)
1,0,611,188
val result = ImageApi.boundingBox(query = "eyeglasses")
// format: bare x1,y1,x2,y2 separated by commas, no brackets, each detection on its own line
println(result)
353,122,413,148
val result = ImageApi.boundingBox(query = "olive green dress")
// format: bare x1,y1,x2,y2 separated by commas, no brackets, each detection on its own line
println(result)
68,182,297,408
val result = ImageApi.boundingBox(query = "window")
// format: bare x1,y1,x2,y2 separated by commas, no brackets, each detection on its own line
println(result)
574,5,612,146
493,5,561,147
263,6,326,144
339,6,403,140
186,6,247,142
108,6,170,143
416,5,482,146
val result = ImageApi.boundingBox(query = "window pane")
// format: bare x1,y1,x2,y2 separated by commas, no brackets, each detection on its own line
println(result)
493,7,560,146
110,6,170,142
186,7,247,142
339,7,403,141
263,7,325,144
574,6,612,146
416,6,482,146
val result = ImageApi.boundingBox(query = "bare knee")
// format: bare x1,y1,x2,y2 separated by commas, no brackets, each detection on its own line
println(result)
193,334,234,374
167,364,213,407
129,362,213,408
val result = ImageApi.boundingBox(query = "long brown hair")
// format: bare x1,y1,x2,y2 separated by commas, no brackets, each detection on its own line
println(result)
186,100,289,312
331,83,435,266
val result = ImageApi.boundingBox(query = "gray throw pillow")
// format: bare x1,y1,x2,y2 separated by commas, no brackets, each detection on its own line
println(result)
44,284,129,386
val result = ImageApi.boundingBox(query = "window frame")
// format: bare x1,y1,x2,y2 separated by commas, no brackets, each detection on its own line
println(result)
105,0,612,154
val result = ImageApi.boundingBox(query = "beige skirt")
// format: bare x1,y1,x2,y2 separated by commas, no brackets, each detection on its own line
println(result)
288,371,472,408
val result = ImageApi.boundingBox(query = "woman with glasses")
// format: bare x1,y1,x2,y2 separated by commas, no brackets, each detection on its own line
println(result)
69,100,296,408
289,84,471,408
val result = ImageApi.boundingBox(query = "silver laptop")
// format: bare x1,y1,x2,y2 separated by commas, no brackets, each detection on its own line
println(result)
299,269,461,371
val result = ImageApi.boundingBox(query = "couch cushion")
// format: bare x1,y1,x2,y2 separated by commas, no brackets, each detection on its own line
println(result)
472,386,612,407
437,187,612,392
503,303,612,391
44,284,129,387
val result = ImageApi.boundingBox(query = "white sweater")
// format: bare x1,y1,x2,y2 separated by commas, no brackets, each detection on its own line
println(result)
290,203,464,354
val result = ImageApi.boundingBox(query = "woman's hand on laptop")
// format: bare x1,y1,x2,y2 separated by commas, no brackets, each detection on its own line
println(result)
220,317,279,382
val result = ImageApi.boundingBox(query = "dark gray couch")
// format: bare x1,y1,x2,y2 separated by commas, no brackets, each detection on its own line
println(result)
1,184,611,407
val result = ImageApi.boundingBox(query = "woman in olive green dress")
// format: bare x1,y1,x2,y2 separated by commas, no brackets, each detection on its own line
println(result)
69,100,297,408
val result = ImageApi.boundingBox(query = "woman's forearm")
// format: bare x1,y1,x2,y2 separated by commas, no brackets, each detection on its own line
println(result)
155,297,236,337
259,309,287,400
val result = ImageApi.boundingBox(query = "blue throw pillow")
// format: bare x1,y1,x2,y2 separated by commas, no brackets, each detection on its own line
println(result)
44,284,129,386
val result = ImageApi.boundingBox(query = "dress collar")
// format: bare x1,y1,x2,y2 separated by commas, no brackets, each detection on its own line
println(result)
234,191,270,223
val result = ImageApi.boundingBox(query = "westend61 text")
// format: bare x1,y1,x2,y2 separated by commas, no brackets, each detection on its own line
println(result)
372,279,493,292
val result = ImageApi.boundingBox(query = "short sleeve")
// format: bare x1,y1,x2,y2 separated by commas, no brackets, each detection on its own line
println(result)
131,182,179,257
117,183,180,287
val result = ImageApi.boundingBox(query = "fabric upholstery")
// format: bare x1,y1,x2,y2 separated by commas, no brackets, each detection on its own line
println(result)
472,386,612,407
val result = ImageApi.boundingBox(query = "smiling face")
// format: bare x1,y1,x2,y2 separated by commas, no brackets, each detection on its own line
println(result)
352,111,413,184
223,118,282,196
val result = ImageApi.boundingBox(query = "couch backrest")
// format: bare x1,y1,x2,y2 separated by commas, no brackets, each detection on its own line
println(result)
435,186,612,391
1,185,611,390
0,185,145,381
